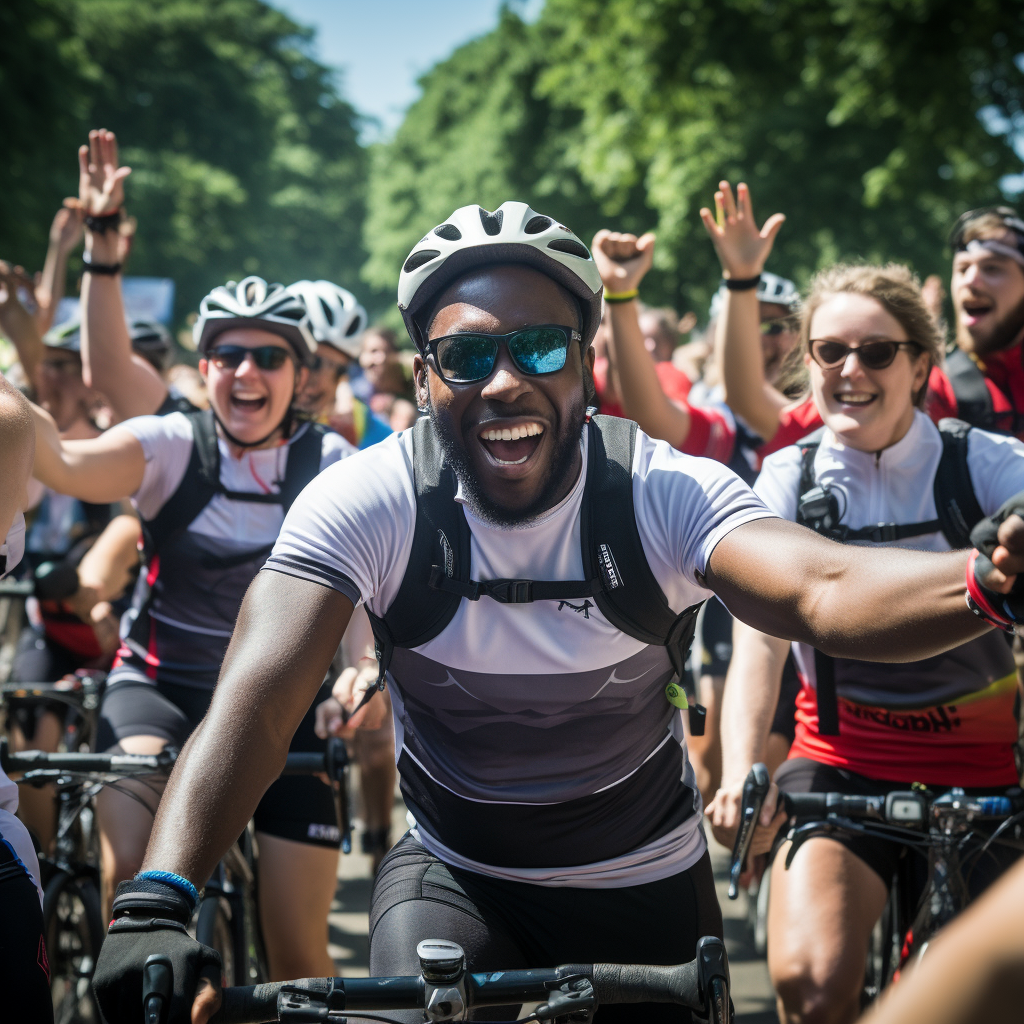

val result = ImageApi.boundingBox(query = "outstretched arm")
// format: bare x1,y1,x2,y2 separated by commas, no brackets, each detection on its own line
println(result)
0,374,34,541
706,517,992,661
34,204,84,336
700,181,789,441
29,400,145,502
143,571,354,886
592,229,692,448
0,261,47,386
77,129,168,421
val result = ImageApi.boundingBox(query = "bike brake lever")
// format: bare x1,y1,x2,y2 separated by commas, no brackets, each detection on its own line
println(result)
728,763,769,899
143,954,173,1024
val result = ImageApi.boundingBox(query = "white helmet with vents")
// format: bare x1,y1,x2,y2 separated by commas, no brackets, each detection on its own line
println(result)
709,270,800,321
193,275,317,366
288,280,368,359
397,201,603,352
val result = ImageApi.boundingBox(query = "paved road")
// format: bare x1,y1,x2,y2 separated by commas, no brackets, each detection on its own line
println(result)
328,787,778,1020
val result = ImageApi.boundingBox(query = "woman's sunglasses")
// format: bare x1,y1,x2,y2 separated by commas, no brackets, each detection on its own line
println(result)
427,325,582,385
809,338,921,371
208,345,293,371
761,318,798,336
309,354,349,379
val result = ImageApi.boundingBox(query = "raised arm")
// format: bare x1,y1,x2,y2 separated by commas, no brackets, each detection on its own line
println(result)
78,129,168,420
143,570,354,886
0,261,47,385
0,373,34,541
29,400,145,503
592,229,692,448
34,204,84,336
700,181,789,441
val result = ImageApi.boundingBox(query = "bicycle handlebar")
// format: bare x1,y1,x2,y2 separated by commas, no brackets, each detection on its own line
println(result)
727,762,769,899
782,788,1024,824
208,936,730,1022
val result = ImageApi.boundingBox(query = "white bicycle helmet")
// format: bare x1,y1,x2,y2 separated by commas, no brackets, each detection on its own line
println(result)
288,280,367,359
397,201,603,351
193,275,317,366
708,271,800,321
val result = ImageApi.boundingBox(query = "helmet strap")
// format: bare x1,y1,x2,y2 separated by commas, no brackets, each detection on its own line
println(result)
212,401,295,451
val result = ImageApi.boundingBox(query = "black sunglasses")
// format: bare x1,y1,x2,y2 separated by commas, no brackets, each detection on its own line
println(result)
761,318,798,336
208,344,293,371
427,325,582,385
309,353,349,378
810,338,922,371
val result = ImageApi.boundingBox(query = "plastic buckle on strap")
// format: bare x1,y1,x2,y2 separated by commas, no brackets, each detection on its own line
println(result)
487,579,534,603
869,523,897,543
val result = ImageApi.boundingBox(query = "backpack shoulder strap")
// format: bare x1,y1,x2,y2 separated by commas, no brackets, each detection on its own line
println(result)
945,349,995,431
280,421,330,512
793,428,826,532
142,408,221,553
368,417,470,677
582,415,703,679
933,418,984,549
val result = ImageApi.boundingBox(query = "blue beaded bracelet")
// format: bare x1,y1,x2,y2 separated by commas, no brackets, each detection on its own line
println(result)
136,870,200,908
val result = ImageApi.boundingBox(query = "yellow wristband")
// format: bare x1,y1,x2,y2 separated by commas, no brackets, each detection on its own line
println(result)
603,288,639,304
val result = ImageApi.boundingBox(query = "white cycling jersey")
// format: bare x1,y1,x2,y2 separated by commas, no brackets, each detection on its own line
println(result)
266,426,775,886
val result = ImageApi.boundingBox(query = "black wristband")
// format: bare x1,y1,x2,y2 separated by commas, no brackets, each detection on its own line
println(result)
112,878,195,924
82,252,122,276
723,274,762,291
84,211,121,234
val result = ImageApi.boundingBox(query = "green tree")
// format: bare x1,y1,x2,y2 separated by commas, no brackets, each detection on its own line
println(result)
0,0,376,326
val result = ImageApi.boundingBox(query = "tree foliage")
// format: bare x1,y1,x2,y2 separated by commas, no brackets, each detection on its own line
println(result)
0,0,374,324
366,0,1024,317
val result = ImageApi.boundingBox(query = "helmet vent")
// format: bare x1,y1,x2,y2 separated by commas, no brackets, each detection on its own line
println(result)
345,316,364,336
547,238,590,259
478,208,503,236
403,249,441,274
433,223,462,241
524,215,552,234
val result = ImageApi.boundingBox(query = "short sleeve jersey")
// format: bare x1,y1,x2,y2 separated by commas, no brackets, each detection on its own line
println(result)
266,426,776,886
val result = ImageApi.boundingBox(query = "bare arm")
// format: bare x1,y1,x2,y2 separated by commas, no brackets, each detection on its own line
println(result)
143,571,354,885
34,205,84,336
70,514,140,606
700,181,789,441
0,262,47,385
29,401,146,503
861,855,1024,1024
0,374,34,540
592,230,692,447
705,517,987,661
78,130,168,420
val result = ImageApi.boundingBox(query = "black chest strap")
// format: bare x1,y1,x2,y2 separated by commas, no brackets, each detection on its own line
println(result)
945,347,1024,436
796,418,983,734
141,409,326,555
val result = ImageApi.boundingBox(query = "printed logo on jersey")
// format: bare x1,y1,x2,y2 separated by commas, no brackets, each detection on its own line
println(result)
598,543,622,590
558,599,592,618
438,529,454,578
38,935,50,981
841,699,962,733
307,823,341,842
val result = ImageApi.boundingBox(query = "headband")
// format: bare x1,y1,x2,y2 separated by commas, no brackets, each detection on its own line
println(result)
961,238,1024,269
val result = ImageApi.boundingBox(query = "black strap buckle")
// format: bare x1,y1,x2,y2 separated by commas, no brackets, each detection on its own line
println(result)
485,579,534,603
868,523,898,543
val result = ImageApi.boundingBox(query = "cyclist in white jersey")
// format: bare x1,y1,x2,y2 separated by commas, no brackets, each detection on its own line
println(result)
27,279,357,982
87,203,1024,1024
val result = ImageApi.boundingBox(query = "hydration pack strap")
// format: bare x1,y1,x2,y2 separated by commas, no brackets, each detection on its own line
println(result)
813,648,840,735
428,566,600,604
840,519,940,543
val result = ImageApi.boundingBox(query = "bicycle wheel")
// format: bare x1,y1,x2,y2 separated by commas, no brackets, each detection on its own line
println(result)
42,871,103,1024
196,894,237,988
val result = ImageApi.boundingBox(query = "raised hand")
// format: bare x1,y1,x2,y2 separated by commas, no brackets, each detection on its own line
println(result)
591,229,657,294
78,128,131,219
699,181,785,280
50,204,85,254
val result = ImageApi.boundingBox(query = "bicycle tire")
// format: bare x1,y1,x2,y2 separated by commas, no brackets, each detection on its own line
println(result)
197,894,240,988
42,870,103,1024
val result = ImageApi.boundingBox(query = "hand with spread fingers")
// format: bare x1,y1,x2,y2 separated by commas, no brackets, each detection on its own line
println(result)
699,180,786,280
591,229,656,295
314,662,389,739
78,128,132,219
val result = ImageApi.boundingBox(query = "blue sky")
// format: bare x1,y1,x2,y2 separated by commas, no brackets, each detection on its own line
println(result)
272,0,543,140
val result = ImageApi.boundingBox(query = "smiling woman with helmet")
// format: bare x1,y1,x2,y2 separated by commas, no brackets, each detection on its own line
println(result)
26,274,360,982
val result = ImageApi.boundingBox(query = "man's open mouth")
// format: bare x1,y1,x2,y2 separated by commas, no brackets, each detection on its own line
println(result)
478,421,545,466
960,297,994,326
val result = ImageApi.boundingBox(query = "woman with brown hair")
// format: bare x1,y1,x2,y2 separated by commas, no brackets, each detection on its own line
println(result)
710,261,1024,1024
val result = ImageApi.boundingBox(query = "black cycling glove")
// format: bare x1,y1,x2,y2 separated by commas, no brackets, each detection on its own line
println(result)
970,491,1024,625
93,877,221,1024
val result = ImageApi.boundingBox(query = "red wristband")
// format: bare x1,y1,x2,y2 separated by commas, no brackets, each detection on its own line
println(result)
966,550,1012,630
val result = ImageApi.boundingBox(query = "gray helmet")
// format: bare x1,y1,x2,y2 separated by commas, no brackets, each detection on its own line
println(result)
397,201,603,352
288,280,367,359
42,319,82,352
193,276,317,366
129,319,173,371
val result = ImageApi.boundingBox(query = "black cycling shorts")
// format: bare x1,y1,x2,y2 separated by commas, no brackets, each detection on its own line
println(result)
773,758,1021,894
369,834,723,1023
97,675,340,849
0,836,53,1023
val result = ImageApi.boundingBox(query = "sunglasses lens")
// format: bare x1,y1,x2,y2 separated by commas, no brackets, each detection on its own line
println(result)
210,346,244,369
813,341,849,366
761,322,784,336
857,342,899,370
436,334,498,382
509,328,569,374
211,346,290,370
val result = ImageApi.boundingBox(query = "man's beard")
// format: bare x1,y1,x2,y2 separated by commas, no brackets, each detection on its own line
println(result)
429,391,588,530
958,291,1024,356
